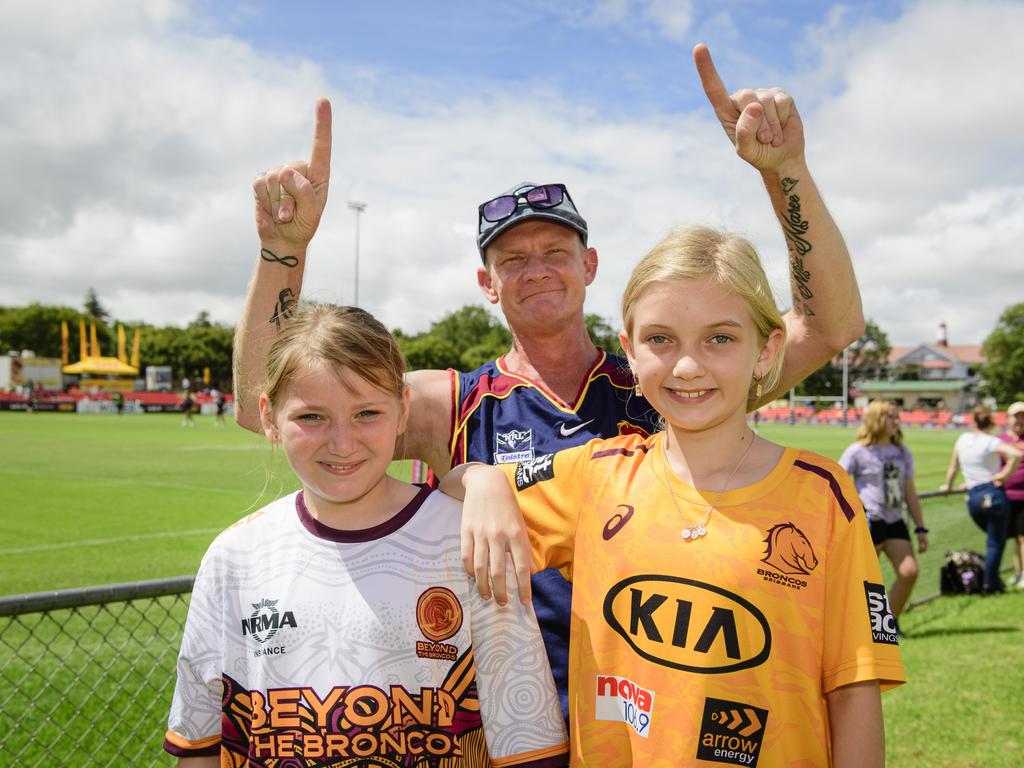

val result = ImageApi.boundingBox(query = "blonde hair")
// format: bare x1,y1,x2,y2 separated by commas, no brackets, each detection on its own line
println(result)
621,225,786,407
857,399,903,446
262,304,407,412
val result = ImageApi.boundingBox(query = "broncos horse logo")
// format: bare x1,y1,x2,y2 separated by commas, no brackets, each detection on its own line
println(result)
761,522,819,576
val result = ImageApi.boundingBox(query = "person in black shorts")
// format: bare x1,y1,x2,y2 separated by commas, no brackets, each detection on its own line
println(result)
840,400,928,623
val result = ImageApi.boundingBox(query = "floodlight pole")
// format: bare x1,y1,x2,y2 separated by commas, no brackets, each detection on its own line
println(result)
348,201,367,306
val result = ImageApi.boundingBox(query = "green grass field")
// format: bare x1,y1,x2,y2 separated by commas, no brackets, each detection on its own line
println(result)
0,412,1022,766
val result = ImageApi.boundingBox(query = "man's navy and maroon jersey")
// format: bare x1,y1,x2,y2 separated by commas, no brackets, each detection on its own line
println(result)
449,351,661,718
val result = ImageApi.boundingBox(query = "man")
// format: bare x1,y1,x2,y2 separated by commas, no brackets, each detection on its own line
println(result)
234,45,864,720
1000,401,1024,587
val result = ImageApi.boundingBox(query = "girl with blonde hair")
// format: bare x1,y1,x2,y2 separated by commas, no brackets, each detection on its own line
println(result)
840,400,928,626
165,304,568,767
447,226,904,767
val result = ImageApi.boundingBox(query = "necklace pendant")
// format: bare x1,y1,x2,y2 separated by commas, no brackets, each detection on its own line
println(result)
681,524,707,541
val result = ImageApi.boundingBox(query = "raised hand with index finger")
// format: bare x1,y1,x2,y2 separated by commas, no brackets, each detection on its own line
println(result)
694,44,804,173
253,98,333,254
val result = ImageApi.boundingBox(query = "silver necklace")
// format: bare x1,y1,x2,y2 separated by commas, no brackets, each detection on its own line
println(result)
659,431,758,541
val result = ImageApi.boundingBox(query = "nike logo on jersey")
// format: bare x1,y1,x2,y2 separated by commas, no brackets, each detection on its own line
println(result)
559,419,596,437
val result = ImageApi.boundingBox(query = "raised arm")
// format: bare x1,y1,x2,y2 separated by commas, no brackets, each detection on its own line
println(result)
232,100,457,477
694,44,864,405
233,99,333,431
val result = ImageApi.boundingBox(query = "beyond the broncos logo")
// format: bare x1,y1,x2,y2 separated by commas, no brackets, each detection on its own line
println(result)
416,587,463,642
494,428,534,464
241,598,297,644
415,587,463,661
757,522,818,590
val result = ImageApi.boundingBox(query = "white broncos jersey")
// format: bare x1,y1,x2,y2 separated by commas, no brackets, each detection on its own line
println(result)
165,486,568,768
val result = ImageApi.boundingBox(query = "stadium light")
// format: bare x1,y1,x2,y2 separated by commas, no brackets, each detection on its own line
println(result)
347,201,367,306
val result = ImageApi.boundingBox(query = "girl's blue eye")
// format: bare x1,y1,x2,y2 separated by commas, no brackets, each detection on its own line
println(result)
299,413,322,422
356,410,380,419
647,334,670,345
710,334,732,344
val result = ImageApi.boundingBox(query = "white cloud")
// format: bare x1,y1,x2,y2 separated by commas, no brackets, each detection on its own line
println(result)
642,0,695,42
802,0,1024,344
1,0,1021,354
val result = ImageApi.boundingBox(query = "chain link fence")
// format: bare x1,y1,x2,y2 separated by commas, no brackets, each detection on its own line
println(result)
0,576,194,766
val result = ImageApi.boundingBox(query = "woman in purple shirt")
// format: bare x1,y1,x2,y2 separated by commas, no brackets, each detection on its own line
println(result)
999,402,1024,587
840,400,927,625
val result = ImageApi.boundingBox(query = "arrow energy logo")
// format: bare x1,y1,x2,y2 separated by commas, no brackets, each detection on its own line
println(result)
696,696,768,766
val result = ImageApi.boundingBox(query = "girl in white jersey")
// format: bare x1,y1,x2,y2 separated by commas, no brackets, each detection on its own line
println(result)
446,227,904,767
165,304,567,768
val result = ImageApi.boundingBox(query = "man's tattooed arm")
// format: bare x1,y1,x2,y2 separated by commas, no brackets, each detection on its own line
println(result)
270,287,298,331
780,177,815,317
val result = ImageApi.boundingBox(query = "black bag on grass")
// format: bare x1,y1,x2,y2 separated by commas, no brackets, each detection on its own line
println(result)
939,550,985,595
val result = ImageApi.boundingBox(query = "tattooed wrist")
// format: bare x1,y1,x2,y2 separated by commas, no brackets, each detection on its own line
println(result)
260,247,299,268
780,177,815,316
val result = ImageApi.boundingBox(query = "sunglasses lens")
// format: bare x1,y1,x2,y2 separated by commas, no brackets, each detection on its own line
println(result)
482,196,517,222
525,185,564,209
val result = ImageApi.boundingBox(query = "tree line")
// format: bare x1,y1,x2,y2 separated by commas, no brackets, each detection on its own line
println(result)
2,290,1022,403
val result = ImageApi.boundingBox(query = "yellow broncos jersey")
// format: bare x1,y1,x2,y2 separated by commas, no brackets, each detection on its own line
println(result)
505,433,905,768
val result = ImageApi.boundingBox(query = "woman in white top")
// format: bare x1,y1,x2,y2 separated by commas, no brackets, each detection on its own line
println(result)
941,405,1023,593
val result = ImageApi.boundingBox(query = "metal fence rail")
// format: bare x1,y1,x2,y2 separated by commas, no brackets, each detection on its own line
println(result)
0,576,194,766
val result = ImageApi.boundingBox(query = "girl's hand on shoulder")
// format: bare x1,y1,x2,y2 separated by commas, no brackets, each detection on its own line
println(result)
455,465,533,606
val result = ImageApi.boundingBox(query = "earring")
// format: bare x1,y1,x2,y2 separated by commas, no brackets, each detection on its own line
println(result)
634,383,642,397
753,375,763,399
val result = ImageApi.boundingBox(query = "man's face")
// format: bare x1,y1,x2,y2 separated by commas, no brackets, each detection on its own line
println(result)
476,220,598,333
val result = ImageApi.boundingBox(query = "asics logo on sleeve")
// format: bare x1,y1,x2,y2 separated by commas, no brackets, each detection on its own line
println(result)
558,419,596,437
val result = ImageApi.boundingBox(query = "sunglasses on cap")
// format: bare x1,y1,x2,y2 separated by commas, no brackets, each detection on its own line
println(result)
476,183,589,260
479,184,573,222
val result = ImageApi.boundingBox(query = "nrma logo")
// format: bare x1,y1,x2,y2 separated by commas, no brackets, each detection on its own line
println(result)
603,575,771,673
241,598,297,644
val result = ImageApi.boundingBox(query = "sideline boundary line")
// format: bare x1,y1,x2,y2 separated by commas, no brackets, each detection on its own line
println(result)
0,528,224,557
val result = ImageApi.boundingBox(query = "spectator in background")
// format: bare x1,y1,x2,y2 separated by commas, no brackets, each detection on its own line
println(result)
941,405,1023,593
180,390,195,427
840,400,928,626
212,389,226,427
1000,401,1024,587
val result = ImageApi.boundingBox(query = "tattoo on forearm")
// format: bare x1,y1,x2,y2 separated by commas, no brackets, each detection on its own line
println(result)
260,248,299,268
781,177,815,316
270,288,297,331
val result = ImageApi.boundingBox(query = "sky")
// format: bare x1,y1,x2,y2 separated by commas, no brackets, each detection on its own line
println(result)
2,0,1022,347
